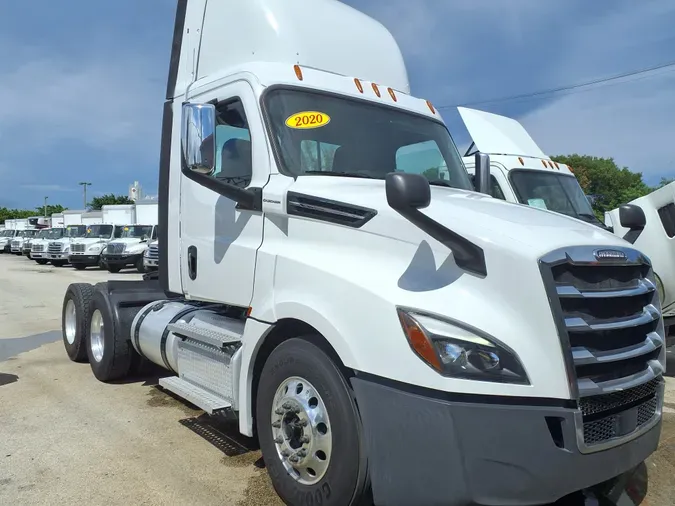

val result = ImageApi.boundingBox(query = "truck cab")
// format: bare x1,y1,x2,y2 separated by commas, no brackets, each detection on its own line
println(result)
46,225,87,266
102,224,157,273
31,227,65,264
458,107,607,229
10,229,38,255
0,229,17,253
143,240,159,271
69,224,123,270
59,1,666,505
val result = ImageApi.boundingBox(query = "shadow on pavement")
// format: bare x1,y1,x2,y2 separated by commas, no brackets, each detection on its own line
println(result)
0,330,61,362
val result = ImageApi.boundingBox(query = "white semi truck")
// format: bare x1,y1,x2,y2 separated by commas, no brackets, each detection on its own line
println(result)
44,224,88,266
101,224,158,273
10,229,38,255
60,1,666,504
143,239,159,271
605,183,675,342
69,205,134,270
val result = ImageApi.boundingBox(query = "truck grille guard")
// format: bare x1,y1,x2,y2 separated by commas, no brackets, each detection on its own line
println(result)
539,245,665,454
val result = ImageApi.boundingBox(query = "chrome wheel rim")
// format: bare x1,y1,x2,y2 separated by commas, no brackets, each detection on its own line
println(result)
90,309,105,363
64,299,77,345
271,376,332,485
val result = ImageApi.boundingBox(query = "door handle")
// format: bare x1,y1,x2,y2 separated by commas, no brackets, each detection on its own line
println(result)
187,245,197,280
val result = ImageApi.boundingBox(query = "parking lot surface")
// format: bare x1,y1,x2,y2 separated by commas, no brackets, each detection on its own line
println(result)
0,253,674,505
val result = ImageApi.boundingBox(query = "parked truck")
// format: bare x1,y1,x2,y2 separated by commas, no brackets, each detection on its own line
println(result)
44,224,88,266
69,205,134,270
60,1,666,505
143,240,159,271
605,183,675,343
10,229,38,255
102,224,158,273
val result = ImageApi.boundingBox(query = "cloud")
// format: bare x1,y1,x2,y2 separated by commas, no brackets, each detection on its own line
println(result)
0,45,163,162
20,184,76,192
516,1,675,180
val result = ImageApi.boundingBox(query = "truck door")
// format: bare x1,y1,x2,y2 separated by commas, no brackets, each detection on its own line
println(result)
180,80,268,307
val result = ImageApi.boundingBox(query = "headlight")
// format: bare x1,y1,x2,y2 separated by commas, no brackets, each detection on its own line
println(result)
396,308,529,384
88,244,104,252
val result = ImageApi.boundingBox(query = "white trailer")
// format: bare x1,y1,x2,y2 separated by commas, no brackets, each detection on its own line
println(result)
81,211,103,226
134,199,158,226
51,213,65,228
59,1,666,504
102,204,136,225
63,210,85,227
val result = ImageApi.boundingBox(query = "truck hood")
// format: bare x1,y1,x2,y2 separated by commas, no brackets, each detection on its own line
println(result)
458,106,548,159
288,177,630,261
110,238,150,246
72,238,109,245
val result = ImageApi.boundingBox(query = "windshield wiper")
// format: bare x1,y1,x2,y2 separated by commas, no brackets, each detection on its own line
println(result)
302,171,373,179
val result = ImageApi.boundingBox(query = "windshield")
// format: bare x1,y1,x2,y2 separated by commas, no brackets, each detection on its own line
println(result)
66,225,87,238
85,225,113,239
16,230,37,238
263,88,473,190
510,170,599,223
46,228,66,239
120,225,153,239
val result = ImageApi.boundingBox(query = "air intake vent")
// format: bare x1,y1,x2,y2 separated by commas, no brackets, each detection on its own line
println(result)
286,192,377,228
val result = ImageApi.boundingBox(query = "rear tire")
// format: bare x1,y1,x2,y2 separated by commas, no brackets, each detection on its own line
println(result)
62,283,96,362
86,288,135,381
256,338,370,506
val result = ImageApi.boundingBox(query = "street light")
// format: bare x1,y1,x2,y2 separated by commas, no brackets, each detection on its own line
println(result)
44,196,48,218
79,182,92,209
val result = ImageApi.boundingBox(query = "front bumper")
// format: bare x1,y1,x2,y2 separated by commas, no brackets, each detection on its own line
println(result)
11,246,22,253
143,257,158,268
351,376,663,506
69,254,100,266
47,253,69,261
31,252,45,259
102,253,142,266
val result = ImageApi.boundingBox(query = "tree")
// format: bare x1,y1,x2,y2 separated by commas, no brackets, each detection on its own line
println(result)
37,204,67,216
88,194,134,210
551,154,653,219
655,177,674,189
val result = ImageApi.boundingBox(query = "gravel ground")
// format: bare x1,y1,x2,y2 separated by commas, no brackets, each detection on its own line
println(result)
0,253,673,506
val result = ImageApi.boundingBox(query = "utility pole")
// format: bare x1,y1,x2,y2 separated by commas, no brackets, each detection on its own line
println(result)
44,196,48,217
79,182,92,209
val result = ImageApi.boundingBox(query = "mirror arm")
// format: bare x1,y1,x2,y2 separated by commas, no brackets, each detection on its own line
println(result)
182,169,263,211
394,206,487,276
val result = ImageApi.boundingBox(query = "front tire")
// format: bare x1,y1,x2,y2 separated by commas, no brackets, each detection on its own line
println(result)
256,338,370,506
61,283,96,362
35,259,48,265
73,264,87,271
107,265,122,274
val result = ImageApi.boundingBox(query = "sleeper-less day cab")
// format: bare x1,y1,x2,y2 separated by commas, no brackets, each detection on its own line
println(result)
60,1,665,505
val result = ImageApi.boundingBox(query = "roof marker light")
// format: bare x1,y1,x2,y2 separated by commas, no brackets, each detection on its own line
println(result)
426,100,436,114
541,160,548,168
293,65,303,81
354,78,364,93
553,162,560,169
372,83,381,97
388,87,398,102
518,157,524,166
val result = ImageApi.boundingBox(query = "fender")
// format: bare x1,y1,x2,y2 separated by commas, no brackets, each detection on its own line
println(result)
238,301,358,436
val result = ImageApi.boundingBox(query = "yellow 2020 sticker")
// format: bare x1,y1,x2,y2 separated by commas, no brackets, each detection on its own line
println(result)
285,111,331,129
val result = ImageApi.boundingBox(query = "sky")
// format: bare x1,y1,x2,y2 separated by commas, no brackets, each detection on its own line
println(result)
1,0,674,210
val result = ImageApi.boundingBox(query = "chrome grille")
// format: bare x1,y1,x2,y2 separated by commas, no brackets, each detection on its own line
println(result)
540,246,665,451
48,242,64,254
32,244,45,253
146,244,159,260
11,240,21,248
106,243,125,254
71,243,86,253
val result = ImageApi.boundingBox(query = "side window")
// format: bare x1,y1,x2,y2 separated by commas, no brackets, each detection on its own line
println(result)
658,203,675,238
396,141,446,180
213,99,252,188
469,175,506,200
152,227,158,240
300,140,340,172
114,227,124,239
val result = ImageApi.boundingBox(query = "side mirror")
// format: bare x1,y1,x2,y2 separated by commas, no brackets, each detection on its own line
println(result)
619,204,646,230
181,103,216,175
473,152,491,195
385,173,431,211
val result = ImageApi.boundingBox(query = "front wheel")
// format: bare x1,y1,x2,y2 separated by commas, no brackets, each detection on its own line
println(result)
107,265,122,274
136,257,145,273
256,338,370,506
35,259,48,265
73,264,87,271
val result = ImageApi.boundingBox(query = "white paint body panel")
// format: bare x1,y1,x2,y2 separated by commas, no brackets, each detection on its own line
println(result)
134,202,158,226
606,183,675,314
81,212,103,226
51,213,65,228
62,211,84,227
101,205,135,225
